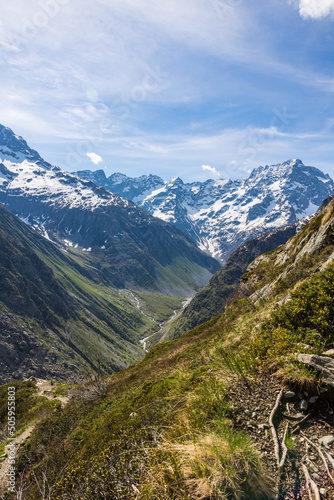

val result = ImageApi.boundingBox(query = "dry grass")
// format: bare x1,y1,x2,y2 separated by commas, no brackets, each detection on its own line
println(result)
103,322,220,399
143,425,274,500
275,361,319,391
321,200,334,226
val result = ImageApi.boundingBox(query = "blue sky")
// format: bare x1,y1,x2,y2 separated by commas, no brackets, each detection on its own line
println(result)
0,0,334,181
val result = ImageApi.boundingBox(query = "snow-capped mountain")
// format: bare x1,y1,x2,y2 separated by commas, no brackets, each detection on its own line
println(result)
76,160,334,262
0,124,220,293
0,125,129,213
75,170,164,202
0,125,43,164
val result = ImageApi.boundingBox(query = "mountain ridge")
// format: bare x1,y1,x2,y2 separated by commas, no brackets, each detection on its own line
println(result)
168,221,302,339
76,158,334,262
0,124,44,164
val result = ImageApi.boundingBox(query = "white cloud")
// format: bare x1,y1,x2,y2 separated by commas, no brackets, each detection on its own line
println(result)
297,0,334,19
87,152,103,165
201,164,220,176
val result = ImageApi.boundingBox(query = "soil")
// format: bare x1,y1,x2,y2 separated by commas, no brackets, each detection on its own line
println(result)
228,376,334,499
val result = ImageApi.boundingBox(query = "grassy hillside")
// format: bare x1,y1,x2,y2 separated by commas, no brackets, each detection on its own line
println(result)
2,198,334,498
0,204,185,383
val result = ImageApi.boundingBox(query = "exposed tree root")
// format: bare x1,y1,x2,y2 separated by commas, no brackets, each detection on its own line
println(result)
279,422,289,469
301,462,321,500
269,388,284,467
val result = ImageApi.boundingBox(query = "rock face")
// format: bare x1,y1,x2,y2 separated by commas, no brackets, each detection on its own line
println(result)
0,124,220,295
0,313,69,385
236,195,334,305
76,159,334,262
298,354,334,387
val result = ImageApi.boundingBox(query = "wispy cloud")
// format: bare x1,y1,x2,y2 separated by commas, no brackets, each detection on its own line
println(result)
87,152,103,165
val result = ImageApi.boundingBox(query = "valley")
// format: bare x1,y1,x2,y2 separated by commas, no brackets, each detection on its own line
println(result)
139,296,193,351
0,125,334,499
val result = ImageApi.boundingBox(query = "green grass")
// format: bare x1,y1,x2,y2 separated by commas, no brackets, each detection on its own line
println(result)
0,381,60,456
0,204,202,379
3,305,275,499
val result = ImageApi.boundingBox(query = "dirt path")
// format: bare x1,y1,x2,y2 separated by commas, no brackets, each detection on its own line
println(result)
0,423,37,495
35,379,69,407
0,379,70,495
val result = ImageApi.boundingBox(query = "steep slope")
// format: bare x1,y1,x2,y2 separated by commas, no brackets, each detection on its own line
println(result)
238,195,334,305
4,197,334,499
0,125,220,295
77,160,334,262
169,222,300,339
0,203,185,384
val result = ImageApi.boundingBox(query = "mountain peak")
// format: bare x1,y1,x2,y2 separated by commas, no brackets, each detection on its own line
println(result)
0,124,45,165
109,172,129,184
75,169,107,184
74,158,334,262
79,159,333,263
249,159,304,179
282,158,303,167
167,176,184,187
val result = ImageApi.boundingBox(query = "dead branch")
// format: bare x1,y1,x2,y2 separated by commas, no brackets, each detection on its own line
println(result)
274,422,290,499
325,451,334,469
279,422,289,469
291,413,310,430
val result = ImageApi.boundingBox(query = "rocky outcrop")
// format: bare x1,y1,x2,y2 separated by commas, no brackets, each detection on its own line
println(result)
238,197,334,305
297,354,334,387
0,312,79,385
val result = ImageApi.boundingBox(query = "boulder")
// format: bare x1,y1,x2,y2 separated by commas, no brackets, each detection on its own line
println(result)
297,354,334,387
